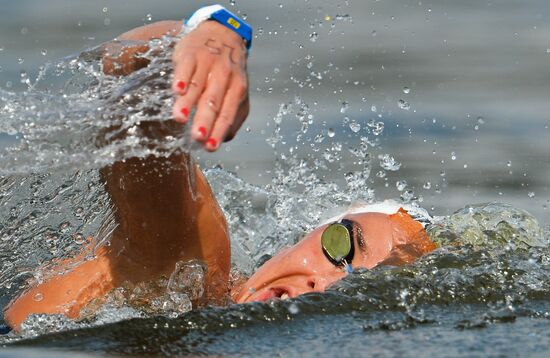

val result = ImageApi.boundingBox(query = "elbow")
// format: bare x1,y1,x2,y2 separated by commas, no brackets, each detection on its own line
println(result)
102,41,150,76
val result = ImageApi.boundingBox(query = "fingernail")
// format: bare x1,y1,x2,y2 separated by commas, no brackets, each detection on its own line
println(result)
197,126,207,139
180,107,189,117
206,138,218,150
176,80,186,91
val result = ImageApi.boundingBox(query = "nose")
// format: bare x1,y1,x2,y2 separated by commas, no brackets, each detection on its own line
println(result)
235,256,345,303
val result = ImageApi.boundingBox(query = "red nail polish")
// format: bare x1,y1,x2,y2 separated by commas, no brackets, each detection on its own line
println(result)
197,126,207,139
180,107,189,117
206,138,218,149
176,80,186,91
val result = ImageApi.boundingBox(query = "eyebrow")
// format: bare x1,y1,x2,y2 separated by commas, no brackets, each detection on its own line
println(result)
351,220,367,254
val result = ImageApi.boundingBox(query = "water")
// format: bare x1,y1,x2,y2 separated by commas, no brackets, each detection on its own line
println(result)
2,0,550,356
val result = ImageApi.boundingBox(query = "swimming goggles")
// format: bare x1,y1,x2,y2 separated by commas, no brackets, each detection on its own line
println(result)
321,219,356,272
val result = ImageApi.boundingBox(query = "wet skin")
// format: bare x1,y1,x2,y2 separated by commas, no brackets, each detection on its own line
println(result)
235,210,437,303
1,20,436,330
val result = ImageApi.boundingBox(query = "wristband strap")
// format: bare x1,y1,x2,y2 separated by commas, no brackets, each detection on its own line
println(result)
185,4,252,50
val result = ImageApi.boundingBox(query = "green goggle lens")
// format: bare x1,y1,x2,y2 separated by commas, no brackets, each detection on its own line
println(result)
321,223,352,263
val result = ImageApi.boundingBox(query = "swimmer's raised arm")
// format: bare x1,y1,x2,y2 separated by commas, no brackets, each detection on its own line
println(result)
103,18,250,151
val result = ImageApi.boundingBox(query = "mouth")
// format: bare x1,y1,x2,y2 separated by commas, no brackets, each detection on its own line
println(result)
244,286,294,302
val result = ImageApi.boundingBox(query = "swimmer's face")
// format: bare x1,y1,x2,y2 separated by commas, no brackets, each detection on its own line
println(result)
235,212,404,303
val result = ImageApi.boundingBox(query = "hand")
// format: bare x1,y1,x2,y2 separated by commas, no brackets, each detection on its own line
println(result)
171,21,250,151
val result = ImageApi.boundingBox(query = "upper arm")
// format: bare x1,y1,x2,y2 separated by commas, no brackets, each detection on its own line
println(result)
116,20,182,42
103,20,182,76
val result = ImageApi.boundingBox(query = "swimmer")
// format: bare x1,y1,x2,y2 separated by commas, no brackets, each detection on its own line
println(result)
2,5,437,331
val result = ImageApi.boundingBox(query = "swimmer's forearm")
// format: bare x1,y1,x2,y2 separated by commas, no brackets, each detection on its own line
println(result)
102,20,181,76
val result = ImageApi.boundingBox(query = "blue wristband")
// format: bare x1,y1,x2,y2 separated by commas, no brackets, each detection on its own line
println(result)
185,5,252,50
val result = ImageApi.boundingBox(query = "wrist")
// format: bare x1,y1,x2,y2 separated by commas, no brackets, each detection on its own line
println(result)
184,4,252,50
195,20,246,47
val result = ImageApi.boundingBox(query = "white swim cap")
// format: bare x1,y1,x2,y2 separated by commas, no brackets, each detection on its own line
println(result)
320,199,432,227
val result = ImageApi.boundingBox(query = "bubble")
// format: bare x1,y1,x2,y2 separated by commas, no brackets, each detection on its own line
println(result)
309,32,319,42
34,293,44,302
423,181,432,190
340,101,350,113
398,99,410,110
451,152,457,160
528,192,535,198
102,7,108,13
403,87,411,94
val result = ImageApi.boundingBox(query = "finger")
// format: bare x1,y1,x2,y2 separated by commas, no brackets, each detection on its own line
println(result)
172,55,196,95
172,63,209,123
224,95,250,142
191,63,232,143
205,75,247,151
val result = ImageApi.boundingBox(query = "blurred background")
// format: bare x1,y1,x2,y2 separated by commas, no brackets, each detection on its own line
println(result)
0,0,549,219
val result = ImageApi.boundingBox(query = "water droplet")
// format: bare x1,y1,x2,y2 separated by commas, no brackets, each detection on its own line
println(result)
229,0,236,6
546,48,550,54
288,303,300,314
20,27,29,35
0,46,4,52
18,58,24,64
378,154,401,171
528,191,535,198
401,190,414,202
309,32,319,42
340,101,349,113
349,120,361,133
102,7,108,13
423,181,432,190
327,128,335,137
314,134,325,143
403,87,410,94
367,120,384,135
371,105,377,112
41,49,47,56
507,161,512,167
398,99,410,110
451,152,457,160
371,30,377,37
396,180,407,191
34,293,43,302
